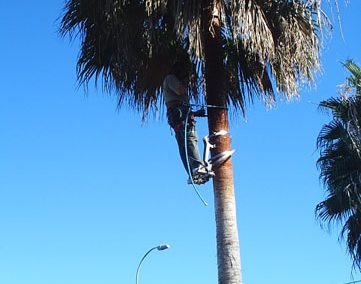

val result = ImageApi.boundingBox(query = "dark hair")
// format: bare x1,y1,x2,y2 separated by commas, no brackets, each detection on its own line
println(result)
170,61,188,82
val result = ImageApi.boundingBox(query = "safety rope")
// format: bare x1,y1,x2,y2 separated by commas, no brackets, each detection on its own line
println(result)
184,106,208,207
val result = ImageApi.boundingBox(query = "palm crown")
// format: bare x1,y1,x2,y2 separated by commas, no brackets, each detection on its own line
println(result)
60,0,328,117
316,60,361,269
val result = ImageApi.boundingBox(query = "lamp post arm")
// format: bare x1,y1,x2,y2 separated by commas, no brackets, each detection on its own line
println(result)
135,246,158,284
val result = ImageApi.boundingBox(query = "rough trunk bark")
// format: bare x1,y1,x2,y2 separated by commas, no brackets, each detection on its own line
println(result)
201,1,242,284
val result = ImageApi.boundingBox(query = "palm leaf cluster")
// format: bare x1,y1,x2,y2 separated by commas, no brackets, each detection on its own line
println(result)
316,60,361,269
60,0,331,117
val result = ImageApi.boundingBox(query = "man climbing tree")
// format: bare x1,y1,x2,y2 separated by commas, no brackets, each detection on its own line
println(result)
60,1,338,283
163,61,213,184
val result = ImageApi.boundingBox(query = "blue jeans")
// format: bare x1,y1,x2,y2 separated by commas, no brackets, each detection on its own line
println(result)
167,105,204,175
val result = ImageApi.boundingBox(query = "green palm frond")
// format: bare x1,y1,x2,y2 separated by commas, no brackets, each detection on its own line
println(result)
343,60,361,94
317,60,361,270
317,120,347,147
341,210,361,269
319,97,352,122
316,192,357,225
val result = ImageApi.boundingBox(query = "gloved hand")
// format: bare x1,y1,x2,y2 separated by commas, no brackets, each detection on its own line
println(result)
192,109,207,117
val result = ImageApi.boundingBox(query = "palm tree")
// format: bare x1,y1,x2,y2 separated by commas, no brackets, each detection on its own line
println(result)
316,60,361,270
60,1,334,283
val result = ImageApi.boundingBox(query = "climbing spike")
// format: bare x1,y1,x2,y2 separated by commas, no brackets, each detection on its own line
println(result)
209,149,235,167
209,130,228,138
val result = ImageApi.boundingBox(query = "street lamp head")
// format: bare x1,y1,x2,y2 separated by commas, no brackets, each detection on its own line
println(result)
157,244,170,251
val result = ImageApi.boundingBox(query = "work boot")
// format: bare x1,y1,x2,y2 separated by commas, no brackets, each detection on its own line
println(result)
193,165,214,178
188,166,214,185
192,166,207,176
188,175,209,185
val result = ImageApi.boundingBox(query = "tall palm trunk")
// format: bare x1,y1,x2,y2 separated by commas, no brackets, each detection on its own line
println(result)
201,1,242,284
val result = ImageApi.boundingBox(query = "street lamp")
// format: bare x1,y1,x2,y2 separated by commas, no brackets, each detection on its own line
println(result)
135,244,170,284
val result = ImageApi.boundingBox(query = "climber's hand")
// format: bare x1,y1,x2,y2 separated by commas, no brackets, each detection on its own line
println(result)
192,109,207,117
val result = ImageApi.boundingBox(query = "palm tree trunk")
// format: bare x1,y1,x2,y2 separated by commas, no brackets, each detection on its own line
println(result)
201,1,242,284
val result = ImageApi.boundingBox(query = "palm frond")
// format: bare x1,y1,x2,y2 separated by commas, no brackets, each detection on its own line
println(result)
341,210,361,269
223,40,274,114
60,0,339,117
319,97,352,121
317,120,347,147
343,60,361,94
317,60,361,270
60,0,198,116
316,193,357,225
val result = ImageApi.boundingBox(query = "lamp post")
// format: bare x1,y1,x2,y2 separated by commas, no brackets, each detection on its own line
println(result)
135,244,170,284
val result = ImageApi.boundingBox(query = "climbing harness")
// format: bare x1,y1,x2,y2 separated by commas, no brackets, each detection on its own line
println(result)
184,104,235,207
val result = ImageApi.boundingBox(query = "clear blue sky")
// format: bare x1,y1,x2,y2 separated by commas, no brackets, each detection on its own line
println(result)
1,1,361,284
